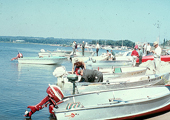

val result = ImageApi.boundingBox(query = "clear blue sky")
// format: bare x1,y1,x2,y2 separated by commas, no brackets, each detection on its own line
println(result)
0,0,170,43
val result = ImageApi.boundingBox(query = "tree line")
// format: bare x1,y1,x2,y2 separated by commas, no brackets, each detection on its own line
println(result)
0,36,141,48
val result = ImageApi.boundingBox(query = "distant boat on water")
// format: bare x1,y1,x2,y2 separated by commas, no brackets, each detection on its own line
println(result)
11,52,67,65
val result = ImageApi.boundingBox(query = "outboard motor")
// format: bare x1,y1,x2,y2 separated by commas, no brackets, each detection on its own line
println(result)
24,84,64,118
11,52,23,61
67,74,78,94
53,66,68,84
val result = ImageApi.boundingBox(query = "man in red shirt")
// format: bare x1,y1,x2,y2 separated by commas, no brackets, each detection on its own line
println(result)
131,48,139,67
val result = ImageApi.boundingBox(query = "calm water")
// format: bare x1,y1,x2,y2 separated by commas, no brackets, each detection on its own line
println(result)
0,42,124,120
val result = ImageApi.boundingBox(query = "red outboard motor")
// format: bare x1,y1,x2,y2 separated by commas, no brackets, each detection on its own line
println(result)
11,52,23,61
18,52,23,58
24,84,64,118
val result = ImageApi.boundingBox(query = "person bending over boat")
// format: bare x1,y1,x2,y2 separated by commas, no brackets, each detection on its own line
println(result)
78,69,103,82
106,50,111,60
72,58,86,75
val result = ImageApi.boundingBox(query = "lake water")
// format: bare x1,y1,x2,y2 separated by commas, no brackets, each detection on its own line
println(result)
0,42,124,120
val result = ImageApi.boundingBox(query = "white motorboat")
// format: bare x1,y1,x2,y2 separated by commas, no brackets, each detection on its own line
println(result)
86,60,132,69
24,82,170,119
53,66,148,85
76,72,170,93
38,49,72,57
99,66,147,80
51,85,170,120
71,53,109,62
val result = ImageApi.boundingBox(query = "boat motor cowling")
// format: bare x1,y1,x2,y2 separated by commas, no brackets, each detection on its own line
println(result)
46,84,64,102
24,84,64,118
67,74,78,94
67,74,78,83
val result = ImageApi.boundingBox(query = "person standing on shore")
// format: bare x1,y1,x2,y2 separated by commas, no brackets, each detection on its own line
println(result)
131,48,139,67
144,43,147,54
82,41,85,56
72,41,76,55
111,50,116,60
146,43,151,55
96,42,100,56
75,42,77,51
152,41,162,73
138,47,143,64
143,44,145,53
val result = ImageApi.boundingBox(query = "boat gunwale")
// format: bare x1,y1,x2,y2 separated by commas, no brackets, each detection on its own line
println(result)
76,73,168,87
54,86,170,114
18,56,67,60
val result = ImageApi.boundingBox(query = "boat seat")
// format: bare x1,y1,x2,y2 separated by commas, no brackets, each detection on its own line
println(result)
114,67,122,73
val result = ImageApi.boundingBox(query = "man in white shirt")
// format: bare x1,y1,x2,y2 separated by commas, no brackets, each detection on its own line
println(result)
146,43,151,55
72,41,76,55
152,41,162,73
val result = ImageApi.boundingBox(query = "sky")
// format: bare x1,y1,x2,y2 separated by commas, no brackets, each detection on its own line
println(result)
0,0,170,43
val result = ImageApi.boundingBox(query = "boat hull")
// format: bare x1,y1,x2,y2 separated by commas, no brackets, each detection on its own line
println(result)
54,86,170,120
87,60,132,69
18,57,67,65
54,67,148,91
72,55,109,62
101,67,147,80
76,73,170,93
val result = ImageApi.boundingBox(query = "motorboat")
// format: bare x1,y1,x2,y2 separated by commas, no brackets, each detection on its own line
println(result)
53,66,169,94
17,56,67,65
86,60,132,69
72,50,95,57
53,66,147,82
38,49,72,57
76,72,170,93
115,50,133,61
136,50,170,63
52,85,170,120
52,66,148,89
71,53,109,62
24,84,170,119
69,48,95,61
98,66,147,80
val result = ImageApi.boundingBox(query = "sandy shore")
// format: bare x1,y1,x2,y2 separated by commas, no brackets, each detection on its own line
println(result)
145,111,170,120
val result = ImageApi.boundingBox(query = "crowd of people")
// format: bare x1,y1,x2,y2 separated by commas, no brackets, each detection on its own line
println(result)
71,41,88,56
71,41,162,82
131,41,162,73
